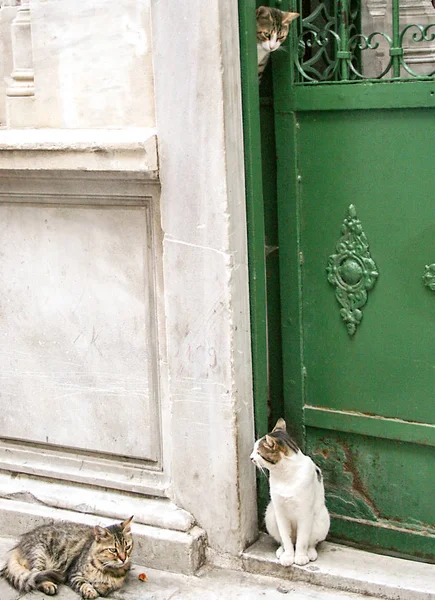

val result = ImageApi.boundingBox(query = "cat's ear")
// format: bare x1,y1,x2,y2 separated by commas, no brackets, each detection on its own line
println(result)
94,525,111,542
121,516,134,533
272,418,287,432
265,434,277,449
256,6,270,18
281,11,299,25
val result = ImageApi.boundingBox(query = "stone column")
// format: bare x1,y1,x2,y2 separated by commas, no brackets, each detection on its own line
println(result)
400,0,435,76
6,0,36,126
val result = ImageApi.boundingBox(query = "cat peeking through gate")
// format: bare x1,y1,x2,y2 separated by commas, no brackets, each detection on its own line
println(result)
256,6,299,82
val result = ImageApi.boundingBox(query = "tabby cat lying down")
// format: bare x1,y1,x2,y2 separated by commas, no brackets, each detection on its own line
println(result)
1,516,133,598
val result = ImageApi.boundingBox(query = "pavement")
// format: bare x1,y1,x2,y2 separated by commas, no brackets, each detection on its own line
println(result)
0,562,384,600
0,534,434,600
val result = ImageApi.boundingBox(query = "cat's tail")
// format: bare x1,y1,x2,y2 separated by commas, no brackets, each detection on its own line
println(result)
2,547,63,592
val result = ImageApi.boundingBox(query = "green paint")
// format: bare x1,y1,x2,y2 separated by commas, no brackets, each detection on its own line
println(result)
305,407,435,448
329,518,435,564
238,0,268,438
277,80,435,112
260,96,284,428
391,0,401,78
239,0,435,561
238,0,269,521
423,264,435,291
307,430,435,559
271,3,435,560
326,205,379,336
293,0,435,82
306,438,378,521
274,112,305,449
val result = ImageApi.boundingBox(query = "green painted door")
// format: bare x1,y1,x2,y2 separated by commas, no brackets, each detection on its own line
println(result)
273,0,435,561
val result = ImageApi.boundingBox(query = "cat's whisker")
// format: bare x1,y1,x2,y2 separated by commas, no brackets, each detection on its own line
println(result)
258,464,268,478
256,6,299,81
252,418,330,567
2,519,133,597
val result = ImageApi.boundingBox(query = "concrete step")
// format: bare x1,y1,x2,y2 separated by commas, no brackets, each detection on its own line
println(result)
1,532,434,599
0,499,206,575
0,534,384,600
241,534,435,600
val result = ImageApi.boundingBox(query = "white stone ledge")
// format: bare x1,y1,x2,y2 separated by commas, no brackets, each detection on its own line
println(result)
240,533,435,600
0,475,194,533
0,502,206,574
0,128,159,173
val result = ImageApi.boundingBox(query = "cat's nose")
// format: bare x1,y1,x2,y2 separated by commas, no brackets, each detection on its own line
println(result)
269,41,277,50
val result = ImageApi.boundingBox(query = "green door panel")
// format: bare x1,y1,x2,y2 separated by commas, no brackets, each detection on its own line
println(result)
299,109,435,425
276,105,435,561
238,0,435,562
306,430,435,561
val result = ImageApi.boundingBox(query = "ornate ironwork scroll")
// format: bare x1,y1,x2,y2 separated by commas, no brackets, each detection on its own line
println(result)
423,264,435,291
293,0,435,82
327,205,379,336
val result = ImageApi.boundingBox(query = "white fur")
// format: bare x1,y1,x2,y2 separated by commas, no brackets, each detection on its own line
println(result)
250,438,330,567
257,34,281,67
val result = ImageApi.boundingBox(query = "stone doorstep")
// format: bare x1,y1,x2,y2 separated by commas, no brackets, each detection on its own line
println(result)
240,533,435,600
0,501,207,576
0,504,433,599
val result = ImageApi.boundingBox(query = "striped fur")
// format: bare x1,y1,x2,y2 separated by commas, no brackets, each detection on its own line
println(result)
1,517,133,598
256,6,299,81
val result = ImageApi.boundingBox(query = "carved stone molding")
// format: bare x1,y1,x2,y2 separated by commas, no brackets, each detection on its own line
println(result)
367,0,388,18
0,128,158,172
0,171,167,498
327,205,379,336
6,0,34,97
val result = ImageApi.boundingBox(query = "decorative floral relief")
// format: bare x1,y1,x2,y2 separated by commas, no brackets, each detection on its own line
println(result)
326,205,379,336
423,264,435,291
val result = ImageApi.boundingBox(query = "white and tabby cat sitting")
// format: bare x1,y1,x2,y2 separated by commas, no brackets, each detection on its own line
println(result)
257,6,299,81
250,418,330,566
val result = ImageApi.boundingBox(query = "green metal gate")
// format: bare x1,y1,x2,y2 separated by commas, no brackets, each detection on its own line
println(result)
240,0,435,561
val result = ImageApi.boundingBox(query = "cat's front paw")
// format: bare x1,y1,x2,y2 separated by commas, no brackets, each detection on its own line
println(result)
308,547,318,561
94,583,111,596
276,546,284,559
80,583,99,599
294,552,310,566
279,551,294,567
39,581,58,595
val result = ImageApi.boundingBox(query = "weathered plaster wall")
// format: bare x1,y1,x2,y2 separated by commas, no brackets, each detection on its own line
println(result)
4,0,155,129
151,0,258,554
0,0,257,562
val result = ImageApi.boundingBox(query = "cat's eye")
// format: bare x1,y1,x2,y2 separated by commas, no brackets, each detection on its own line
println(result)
263,32,271,39
108,547,117,553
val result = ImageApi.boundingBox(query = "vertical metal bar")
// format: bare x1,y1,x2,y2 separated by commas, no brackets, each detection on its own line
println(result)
274,0,299,86
272,3,306,448
338,0,351,81
391,0,401,77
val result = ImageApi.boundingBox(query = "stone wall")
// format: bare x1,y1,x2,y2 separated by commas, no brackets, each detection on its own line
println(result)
0,0,257,569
